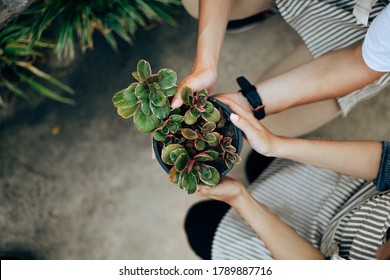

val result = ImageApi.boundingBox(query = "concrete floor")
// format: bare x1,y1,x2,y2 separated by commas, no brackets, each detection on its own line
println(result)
1,9,389,260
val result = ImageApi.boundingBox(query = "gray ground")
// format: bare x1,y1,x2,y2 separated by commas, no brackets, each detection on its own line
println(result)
1,10,389,260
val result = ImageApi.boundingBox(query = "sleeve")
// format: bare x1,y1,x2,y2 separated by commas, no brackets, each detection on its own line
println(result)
362,5,390,72
373,141,390,192
322,243,347,260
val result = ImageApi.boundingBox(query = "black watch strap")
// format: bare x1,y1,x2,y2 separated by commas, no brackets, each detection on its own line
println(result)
236,76,265,120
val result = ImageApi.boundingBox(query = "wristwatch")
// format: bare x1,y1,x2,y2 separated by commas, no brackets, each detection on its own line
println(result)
236,76,265,120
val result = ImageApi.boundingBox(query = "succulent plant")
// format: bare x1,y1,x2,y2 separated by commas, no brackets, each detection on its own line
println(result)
112,60,178,133
153,108,183,144
113,59,242,195
220,136,242,169
162,144,220,194
181,87,221,125
181,122,221,150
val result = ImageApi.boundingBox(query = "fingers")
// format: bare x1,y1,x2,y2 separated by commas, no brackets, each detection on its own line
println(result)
230,113,259,143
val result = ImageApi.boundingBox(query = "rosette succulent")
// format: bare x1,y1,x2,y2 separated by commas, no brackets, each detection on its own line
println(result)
112,60,178,133
181,122,221,150
220,136,242,169
162,144,220,194
181,86,221,125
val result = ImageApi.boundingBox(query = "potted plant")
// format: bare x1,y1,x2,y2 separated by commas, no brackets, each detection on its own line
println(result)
112,59,242,194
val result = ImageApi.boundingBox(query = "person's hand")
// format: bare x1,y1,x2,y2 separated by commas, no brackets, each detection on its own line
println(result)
171,66,217,108
214,92,252,115
376,240,390,260
196,176,246,207
219,97,279,157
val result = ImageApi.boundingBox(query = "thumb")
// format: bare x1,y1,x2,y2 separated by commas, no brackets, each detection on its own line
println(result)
230,113,258,142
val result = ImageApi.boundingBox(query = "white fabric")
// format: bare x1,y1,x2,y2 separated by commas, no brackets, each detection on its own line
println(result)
354,0,378,25
363,5,390,71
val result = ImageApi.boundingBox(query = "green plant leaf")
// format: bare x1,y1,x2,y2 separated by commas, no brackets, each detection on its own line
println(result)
181,128,197,140
170,122,180,133
175,153,189,172
17,73,74,105
169,114,183,123
123,83,139,104
180,171,197,194
158,68,177,89
162,144,183,165
141,100,153,115
149,85,166,106
195,150,219,161
113,88,138,109
225,160,233,170
170,147,187,162
199,165,212,180
180,86,192,105
146,74,161,84
163,85,178,97
117,104,139,119
150,101,170,119
133,107,158,133
169,167,179,184
202,108,220,123
183,107,200,125
194,139,206,151
204,101,214,113
135,81,149,101
137,60,151,81
202,122,216,134
132,71,142,82
198,165,220,186
153,128,166,141
202,133,217,143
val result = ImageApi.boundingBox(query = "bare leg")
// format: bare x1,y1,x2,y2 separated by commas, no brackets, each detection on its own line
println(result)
182,0,275,20
258,43,341,137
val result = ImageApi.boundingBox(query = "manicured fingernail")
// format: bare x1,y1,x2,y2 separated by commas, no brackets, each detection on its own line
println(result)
230,113,239,122
171,99,181,108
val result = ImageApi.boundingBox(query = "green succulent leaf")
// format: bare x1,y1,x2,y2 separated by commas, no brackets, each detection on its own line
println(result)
163,85,178,97
169,167,180,184
158,68,177,89
175,153,190,172
137,60,152,81
112,89,132,108
181,86,193,106
199,165,212,180
204,101,214,113
153,128,166,141
123,83,139,105
146,74,161,84
117,105,139,119
202,122,216,134
170,122,180,133
169,114,184,123
141,100,153,115
202,107,221,123
135,81,149,101
133,107,159,133
183,107,201,125
194,150,219,162
170,147,187,162
194,139,206,150
197,93,208,107
198,165,220,186
181,128,198,140
181,171,198,194
150,101,170,119
162,144,183,165
132,71,142,82
149,85,167,106
225,160,233,170
197,88,209,97
202,133,217,144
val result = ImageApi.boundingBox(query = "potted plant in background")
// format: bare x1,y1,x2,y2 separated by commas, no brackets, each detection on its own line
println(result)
113,59,242,194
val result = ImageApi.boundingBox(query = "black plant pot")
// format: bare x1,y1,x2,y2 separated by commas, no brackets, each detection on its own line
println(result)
153,96,243,178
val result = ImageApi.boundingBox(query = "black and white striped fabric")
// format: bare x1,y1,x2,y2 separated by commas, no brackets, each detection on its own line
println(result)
211,158,390,259
275,0,390,116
